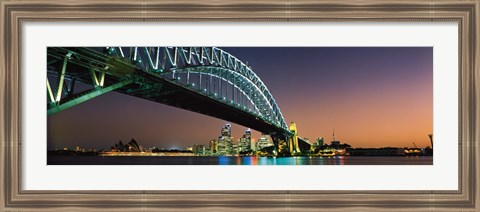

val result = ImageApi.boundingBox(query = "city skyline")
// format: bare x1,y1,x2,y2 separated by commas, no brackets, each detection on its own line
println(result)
48,47,433,150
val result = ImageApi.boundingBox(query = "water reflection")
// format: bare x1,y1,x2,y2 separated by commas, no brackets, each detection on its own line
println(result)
216,156,348,165
214,156,427,165
257,157,276,165
333,156,345,165
47,155,433,165
275,157,293,165
241,157,251,165
218,156,230,165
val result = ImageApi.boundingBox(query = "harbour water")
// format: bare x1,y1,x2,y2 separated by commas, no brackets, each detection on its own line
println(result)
47,155,433,165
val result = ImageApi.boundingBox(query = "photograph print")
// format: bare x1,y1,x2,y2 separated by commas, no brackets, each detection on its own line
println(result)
47,47,433,165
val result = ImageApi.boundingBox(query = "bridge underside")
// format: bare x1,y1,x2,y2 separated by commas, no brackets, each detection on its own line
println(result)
48,47,288,136
118,73,287,135
47,47,312,156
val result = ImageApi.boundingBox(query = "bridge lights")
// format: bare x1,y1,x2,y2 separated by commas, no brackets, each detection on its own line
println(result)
106,47,115,55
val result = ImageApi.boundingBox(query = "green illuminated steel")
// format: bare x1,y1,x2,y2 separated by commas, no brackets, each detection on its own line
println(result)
47,47,140,115
176,69,261,114
46,78,55,103
107,47,288,131
54,51,73,103
47,47,299,154
47,79,133,116
48,47,288,132
89,67,107,87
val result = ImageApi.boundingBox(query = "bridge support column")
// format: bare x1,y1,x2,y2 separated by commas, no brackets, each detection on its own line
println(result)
289,122,301,155
289,135,300,155
270,133,291,157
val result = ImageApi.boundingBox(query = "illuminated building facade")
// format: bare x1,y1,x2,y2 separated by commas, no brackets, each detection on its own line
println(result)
209,139,218,154
192,145,205,155
217,123,233,155
238,128,252,153
256,134,273,151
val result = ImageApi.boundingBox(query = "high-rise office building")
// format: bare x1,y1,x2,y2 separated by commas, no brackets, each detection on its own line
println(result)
221,123,231,137
218,123,233,155
209,139,218,154
238,128,252,153
245,128,252,150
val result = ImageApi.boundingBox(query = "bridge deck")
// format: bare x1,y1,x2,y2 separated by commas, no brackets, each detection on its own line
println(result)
47,47,288,135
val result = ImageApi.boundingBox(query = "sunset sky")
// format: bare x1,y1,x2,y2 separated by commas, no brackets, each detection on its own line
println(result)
48,47,433,150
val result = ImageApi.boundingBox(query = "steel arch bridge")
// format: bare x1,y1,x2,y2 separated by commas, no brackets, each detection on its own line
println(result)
47,47,302,155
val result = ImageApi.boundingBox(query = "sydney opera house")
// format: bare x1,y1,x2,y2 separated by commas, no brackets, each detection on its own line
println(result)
110,139,142,152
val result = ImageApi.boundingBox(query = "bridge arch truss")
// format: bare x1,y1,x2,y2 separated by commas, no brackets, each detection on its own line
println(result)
106,47,289,131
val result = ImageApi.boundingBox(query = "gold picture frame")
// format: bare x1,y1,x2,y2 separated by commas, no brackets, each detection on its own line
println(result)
1,0,479,210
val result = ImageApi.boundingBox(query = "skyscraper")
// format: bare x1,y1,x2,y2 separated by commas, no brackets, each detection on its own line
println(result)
218,123,233,155
238,128,252,153
245,128,252,150
221,123,231,137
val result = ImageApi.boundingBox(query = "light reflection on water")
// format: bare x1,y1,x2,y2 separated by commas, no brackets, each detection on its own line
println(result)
198,156,426,165
47,155,433,165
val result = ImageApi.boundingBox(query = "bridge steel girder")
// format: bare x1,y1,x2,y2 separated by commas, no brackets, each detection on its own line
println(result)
47,47,141,116
122,70,288,135
170,67,263,116
173,67,278,127
54,51,73,102
47,80,133,116
48,47,295,154
105,47,289,131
